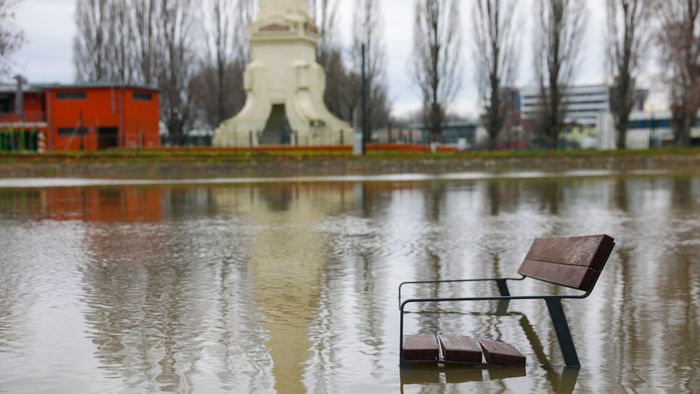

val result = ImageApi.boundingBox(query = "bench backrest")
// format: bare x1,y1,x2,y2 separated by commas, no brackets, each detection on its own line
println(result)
517,235,615,292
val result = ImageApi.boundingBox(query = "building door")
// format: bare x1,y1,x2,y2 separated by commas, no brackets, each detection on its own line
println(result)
260,105,292,145
98,127,119,150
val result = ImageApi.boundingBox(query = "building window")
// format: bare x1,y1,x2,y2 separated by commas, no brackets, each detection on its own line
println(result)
57,91,86,100
0,94,13,114
133,92,152,101
58,127,88,136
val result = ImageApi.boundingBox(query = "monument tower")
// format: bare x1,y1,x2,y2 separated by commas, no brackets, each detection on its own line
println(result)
213,0,352,147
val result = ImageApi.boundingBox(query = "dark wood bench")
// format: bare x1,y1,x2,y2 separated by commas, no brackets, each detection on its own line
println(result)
399,234,615,368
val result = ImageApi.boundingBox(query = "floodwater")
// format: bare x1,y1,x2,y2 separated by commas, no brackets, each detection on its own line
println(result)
0,172,698,393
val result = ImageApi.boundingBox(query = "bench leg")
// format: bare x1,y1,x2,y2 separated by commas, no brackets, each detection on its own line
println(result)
495,279,511,315
495,279,511,296
545,298,580,368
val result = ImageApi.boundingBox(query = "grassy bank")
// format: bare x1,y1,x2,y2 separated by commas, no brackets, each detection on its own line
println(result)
0,147,698,179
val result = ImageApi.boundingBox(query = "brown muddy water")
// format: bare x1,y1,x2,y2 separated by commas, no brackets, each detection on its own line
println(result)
0,172,698,393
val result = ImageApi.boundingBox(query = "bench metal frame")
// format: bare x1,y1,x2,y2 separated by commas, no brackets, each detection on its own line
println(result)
399,275,594,368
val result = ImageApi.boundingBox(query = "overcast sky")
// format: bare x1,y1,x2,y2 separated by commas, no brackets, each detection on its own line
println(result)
11,0,665,117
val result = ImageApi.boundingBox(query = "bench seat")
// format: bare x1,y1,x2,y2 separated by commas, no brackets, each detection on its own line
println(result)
402,334,439,361
438,335,482,363
479,339,526,366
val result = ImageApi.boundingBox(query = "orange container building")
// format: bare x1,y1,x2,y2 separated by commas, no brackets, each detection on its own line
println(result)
0,81,160,151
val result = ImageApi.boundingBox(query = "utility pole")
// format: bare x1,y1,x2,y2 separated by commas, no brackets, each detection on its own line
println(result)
361,40,368,156
14,75,26,122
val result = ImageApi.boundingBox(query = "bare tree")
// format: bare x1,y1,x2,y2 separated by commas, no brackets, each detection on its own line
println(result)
319,49,355,121
657,1,700,147
158,0,197,142
232,0,255,65
412,0,462,144
350,0,390,133
607,0,651,150
533,0,587,149
472,0,519,150
132,0,161,86
74,0,136,83
191,0,254,128
108,1,136,83
309,0,355,122
309,0,340,56
0,0,24,76
208,0,234,126
74,0,109,81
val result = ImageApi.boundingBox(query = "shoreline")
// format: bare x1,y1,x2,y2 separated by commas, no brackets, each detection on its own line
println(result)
0,149,698,180
0,169,680,189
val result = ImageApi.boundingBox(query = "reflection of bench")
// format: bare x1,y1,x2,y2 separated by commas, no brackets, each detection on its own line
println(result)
399,234,615,368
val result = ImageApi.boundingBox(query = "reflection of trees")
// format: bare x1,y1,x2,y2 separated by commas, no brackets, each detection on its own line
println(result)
608,248,644,388
0,225,36,352
487,179,523,216
78,186,275,392
488,181,501,216
654,236,699,389
425,182,446,223
0,189,44,219
535,180,562,215
305,183,399,391
212,257,274,391
81,224,203,391
613,177,629,212
259,184,295,212
414,184,448,333
163,187,215,219
671,176,692,211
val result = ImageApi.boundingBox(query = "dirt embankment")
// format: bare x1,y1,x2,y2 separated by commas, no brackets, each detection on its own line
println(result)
0,151,699,179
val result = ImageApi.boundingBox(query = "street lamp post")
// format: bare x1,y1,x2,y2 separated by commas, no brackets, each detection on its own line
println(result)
361,26,369,156
651,113,657,149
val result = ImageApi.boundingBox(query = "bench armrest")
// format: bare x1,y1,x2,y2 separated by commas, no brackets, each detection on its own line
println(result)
400,292,589,311
398,276,525,308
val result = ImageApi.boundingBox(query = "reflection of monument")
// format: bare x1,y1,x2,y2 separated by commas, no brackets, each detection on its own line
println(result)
212,184,353,393
213,0,352,147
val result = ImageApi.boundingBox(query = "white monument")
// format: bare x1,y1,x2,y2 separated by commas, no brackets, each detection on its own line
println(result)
213,0,352,147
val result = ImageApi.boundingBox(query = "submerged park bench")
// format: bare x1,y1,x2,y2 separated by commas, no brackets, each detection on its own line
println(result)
398,234,616,368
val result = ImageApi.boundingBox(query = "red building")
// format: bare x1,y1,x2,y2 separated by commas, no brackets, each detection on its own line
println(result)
0,81,160,151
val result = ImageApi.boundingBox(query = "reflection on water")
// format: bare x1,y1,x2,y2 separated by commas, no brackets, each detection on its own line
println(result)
0,175,698,393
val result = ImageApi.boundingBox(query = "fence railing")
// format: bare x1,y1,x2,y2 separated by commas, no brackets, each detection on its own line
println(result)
0,131,40,152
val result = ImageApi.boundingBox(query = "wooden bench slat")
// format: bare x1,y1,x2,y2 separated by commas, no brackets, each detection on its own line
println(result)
524,235,614,270
402,334,439,361
518,234,615,291
438,335,482,363
518,259,599,291
479,339,526,366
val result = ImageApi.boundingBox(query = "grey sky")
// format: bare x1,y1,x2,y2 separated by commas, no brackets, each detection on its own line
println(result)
11,0,665,118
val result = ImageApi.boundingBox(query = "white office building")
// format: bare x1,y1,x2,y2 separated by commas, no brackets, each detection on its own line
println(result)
519,84,611,126
517,84,678,149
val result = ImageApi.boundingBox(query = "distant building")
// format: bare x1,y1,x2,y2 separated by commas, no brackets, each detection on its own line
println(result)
517,84,655,149
0,79,160,152
408,122,479,148
599,111,700,149
520,84,612,126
